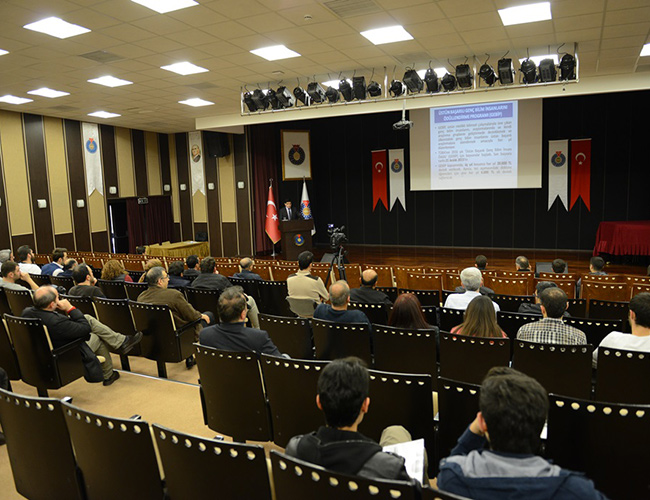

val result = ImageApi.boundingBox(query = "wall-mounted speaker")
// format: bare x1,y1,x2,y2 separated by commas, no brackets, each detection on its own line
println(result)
205,131,230,158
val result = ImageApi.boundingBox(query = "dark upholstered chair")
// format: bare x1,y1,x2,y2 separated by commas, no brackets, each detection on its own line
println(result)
230,277,261,305
0,389,85,500
257,280,293,316
61,294,96,317
258,314,313,359
348,301,389,325
0,318,21,387
311,318,372,365
588,299,629,331
376,286,398,302
496,311,540,339
185,287,221,319
398,288,441,307
567,298,587,318
270,450,418,500
123,281,148,301
4,288,34,316
421,305,440,327
564,317,623,347
439,332,510,386
512,340,593,399
0,288,12,316
437,377,481,461
439,307,465,333
50,275,74,292
154,424,272,500
195,345,272,442
260,354,327,447
546,395,650,500
62,402,164,499
4,314,85,397
595,347,650,404
97,278,128,299
28,273,51,287
488,293,533,312
93,297,140,372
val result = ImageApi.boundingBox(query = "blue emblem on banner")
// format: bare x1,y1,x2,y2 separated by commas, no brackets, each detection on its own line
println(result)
551,151,566,167
86,138,98,154
300,200,312,219
294,234,305,246
391,159,403,173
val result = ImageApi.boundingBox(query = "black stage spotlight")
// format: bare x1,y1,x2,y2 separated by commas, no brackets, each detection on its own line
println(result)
266,88,282,109
424,68,439,93
339,79,353,101
243,91,257,112
307,82,326,103
389,79,406,97
293,86,310,106
403,68,423,93
441,72,457,91
251,88,269,110
478,56,498,87
367,80,382,97
497,57,514,84
538,58,557,82
325,85,339,103
276,86,295,108
520,58,537,84
353,76,366,99
559,53,576,80
455,63,473,88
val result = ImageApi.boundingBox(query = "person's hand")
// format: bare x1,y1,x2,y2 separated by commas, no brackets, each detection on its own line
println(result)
57,298,74,313
201,314,211,324
22,273,35,284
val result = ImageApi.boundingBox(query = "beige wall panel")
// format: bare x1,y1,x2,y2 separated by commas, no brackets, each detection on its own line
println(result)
169,134,181,223
88,190,107,232
115,127,135,197
43,116,73,235
145,131,162,196
218,152,236,223
193,190,207,222
0,110,32,234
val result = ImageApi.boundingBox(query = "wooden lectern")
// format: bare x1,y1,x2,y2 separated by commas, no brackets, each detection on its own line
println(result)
280,220,314,261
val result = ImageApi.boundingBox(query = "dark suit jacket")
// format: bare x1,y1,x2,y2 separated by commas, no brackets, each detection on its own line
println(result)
168,275,190,288
350,286,392,305
137,286,202,336
518,302,571,317
279,206,299,221
232,270,262,281
199,322,282,356
190,273,232,291
22,306,91,349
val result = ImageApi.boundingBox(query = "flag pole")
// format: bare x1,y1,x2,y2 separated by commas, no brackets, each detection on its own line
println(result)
269,178,277,257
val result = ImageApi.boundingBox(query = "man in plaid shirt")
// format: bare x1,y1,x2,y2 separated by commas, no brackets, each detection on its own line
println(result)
516,288,586,344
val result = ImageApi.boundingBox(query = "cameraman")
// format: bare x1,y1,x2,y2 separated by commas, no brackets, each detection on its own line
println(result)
287,251,329,303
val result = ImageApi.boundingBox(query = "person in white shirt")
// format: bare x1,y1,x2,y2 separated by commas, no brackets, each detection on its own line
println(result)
444,267,499,312
593,292,650,367
16,245,41,275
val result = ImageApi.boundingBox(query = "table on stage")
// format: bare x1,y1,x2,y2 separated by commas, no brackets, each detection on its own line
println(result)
145,241,210,258
593,221,650,256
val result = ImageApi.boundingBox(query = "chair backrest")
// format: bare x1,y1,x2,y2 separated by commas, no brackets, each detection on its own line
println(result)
546,395,650,500
229,276,261,304
286,296,319,318
33,253,51,264
185,287,221,318
444,272,462,291
626,275,650,285
421,305,439,327
311,319,372,365
588,298,629,326
582,281,630,302
567,298,587,317
376,286,398,303
260,355,327,447
595,348,650,404
486,277,530,296
632,283,650,298
536,277,576,298
195,345,272,442
61,294,96,317
437,378,481,461
0,318,20,380
372,325,438,386
439,307,465,332
270,450,417,500
439,332,511,385
489,293,533,313
335,263,361,288
29,273,51,286
348,301,388,325
564,317,623,347
582,274,626,283
362,265,395,288
93,297,139,337
154,424,272,499
62,403,164,499
123,281,149,301
496,311,540,340
96,278,127,299
538,272,579,282
257,280,293,316
258,313,314,359
4,288,34,316
0,389,85,500
398,288,440,307
394,266,424,289
512,340,593,399
310,266,333,285
408,273,443,292
0,288,11,316
253,263,272,280
271,265,298,282
50,275,74,291
215,263,239,277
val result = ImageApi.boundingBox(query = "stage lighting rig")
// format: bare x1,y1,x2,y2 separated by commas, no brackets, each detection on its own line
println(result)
339,78,353,101
389,79,406,97
293,85,310,106
559,53,576,80
251,88,269,110
520,54,537,84
367,80,382,97
455,63,473,89
538,58,557,82
352,76,367,100
423,67,439,93
497,56,515,84
307,81,326,103
403,68,423,93
440,72,457,91
478,54,498,87
325,85,339,103
243,91,257,112
276,86,295,107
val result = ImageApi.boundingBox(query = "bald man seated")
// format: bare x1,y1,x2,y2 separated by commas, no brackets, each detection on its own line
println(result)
313,280,372,329
23,286,142,386
350,269,392,305
232,257,263,281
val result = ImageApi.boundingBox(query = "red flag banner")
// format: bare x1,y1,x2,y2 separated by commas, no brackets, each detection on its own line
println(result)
265,184,281,243
371,149,388,211
570,139,592,211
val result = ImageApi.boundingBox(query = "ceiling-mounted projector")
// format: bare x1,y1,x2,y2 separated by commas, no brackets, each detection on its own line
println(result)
393,101,413,130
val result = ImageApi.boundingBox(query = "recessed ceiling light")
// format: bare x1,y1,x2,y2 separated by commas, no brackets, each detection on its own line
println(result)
519,54,559,66
131,0,198,13
0,49,8,56
161,62,209,75
360,25,413,45
641,43,650,57
250,45,301,61
498,2,552,26
27,88,70,98
88,76,133,87
179,98,214,107
0,95,33,105
88,111,121,119
23,17,91,39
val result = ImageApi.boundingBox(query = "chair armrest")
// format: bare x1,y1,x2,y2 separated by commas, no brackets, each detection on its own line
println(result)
175,318,202,338
52,337,87,356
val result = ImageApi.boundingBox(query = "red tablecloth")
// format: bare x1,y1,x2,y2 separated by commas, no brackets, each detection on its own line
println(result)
594,221,650,256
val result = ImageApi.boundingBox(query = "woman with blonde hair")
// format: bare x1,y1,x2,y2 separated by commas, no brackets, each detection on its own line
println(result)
138,258,164,283
451,295,507,338
101,259,132,282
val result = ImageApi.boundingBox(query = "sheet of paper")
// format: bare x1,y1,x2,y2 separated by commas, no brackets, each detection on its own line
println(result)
383,438,425,484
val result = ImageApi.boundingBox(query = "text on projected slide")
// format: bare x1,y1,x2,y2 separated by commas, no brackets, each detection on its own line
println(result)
431,101,518,190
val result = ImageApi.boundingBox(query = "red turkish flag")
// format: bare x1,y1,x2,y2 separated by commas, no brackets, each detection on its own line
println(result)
372,149,388,211
570,139,591,211
265,184,281,243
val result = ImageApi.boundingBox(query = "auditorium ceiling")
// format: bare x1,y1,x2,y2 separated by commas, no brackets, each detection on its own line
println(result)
0,0,648,133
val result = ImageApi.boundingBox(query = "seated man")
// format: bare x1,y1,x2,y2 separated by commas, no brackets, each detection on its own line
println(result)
577,256,608,295
68,264,106,298
167,261,190,288
286,357,414,481
436,367,606,499
60,258,78,277
183,254,200,279
475,254,488,271
0,249,13,264
199,286,284,357
515,255,532,272
287,251,329,303
518,281,570,317
232,257,263,281
16,245,41,275
349,269,392,305
552,258,567,273
0,261,38,291
444,268,499,312
314,280,371,329
41,247,67,276
593,292,650,367
23,286,142,386
517,288,586,344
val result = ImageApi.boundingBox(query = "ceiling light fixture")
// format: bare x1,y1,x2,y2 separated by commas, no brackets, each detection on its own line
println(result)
161,62,208,75
131,0,198,13
538,58,557,82
27,88,70,98
559,53,576,80
352,76,367,100
360,25,413,45
0,95,33,105
403,68,423,93
497,57,515,84
23,17,91,39
88,111,121,119
179,98,214,107
88,76,133,87
455,64,473,89
0,49,8,56
250,45,300,61
498,2,552,26
641,43,650,57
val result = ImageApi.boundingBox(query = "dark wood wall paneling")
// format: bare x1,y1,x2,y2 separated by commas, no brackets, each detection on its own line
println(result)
23,114,54,253
91,231,109,252
11,234,35,251
255,89,650,252
158,133,172,196
132,129,148,197
55,233,75,250
204,151,223,256
174,133,193,241
100,125,119,200
0,131,13,249
233,134,253,256
222,222,238,257
63,119,92,251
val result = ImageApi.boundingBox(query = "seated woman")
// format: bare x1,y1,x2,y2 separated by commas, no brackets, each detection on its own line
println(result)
101,259,133,282
388,292,435,330
451,295,507,338
138,259,164,283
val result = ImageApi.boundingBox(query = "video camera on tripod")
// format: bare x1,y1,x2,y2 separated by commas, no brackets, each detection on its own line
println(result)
327,224,348,249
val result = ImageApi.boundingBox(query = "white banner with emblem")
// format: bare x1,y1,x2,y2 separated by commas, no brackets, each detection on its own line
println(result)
388,148,406,211
82,122,104,196
188,131,206,196
548,139,569,210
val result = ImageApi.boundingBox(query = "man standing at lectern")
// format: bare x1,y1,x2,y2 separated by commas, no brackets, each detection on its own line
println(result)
279,199,299,221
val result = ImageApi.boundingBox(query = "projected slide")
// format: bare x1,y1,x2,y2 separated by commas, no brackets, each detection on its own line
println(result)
430,101,518,190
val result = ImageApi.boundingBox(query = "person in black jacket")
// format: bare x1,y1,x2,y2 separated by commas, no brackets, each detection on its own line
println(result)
518,281,571,317
349,269,392,305
23,286,142,385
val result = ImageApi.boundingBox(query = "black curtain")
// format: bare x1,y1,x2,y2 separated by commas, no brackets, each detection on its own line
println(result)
125,198,145,254
125,196,173,253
